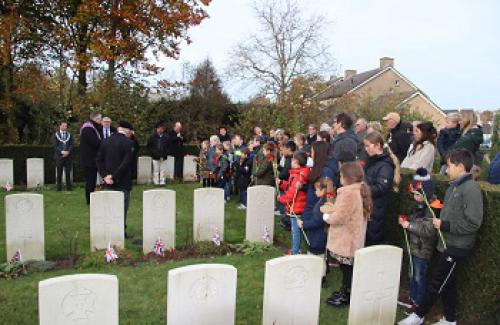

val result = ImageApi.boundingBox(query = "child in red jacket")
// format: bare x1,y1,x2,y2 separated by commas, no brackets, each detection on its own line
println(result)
279,151,310,255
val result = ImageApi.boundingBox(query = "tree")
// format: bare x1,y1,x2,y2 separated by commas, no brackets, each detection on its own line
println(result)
228,0,334,105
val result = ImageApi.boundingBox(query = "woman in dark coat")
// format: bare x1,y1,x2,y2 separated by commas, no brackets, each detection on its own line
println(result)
362,132,400,246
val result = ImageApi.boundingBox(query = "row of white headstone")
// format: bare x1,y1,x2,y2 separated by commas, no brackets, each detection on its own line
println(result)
4,187,276,262
38,246,402,325
0,155,198,188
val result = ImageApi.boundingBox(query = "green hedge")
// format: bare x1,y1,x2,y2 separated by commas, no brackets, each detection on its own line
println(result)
0,145,200,185
386,170,499,324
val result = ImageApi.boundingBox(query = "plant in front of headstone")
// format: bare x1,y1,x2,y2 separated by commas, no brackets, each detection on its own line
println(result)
0,262,27,279
230,241,274,256
56,218,80,265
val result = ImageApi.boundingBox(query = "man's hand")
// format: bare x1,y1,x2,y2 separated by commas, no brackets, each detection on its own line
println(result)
433,218,442,229
61,151,69,157
399,219,410,229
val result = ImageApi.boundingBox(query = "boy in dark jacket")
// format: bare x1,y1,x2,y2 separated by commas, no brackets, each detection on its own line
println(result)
278,151,310,255
235,148,252,209
399,149,483,325
398,168,437,313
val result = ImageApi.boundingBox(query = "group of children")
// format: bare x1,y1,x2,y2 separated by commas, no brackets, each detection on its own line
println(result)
197,131,483,324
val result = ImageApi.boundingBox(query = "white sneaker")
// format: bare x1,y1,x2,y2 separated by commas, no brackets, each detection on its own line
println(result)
398,313,424,325
432,317,456,325
274,210,281,216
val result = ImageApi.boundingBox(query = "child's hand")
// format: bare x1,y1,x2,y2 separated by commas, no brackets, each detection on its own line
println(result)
433,218,442,229
399,220,410,228
414,194,424,202
297,219,304,228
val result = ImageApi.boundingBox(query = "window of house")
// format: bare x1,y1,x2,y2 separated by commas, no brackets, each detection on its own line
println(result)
395,79,400,87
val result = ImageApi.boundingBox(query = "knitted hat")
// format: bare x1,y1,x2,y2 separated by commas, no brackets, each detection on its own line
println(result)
412,168,434,199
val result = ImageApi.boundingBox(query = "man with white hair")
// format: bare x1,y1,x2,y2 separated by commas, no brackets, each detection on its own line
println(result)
96,120,134,238
80,112,102,205
355,118,368,141
167,122,185,180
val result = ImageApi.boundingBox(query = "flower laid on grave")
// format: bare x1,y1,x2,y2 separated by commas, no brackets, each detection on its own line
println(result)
262,226,271,243
105,242,119,263
4,181,13,192
153,237,165,256
212,228,221,246
10,249,22,264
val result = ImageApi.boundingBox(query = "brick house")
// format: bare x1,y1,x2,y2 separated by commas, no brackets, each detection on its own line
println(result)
313,57,446,127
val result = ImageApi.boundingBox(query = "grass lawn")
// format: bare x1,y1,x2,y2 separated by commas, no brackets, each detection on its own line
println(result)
0,183,350,324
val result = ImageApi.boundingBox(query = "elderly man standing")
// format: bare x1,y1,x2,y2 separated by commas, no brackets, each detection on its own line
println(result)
54,121,73,191
167,122,185,180
355,118,368,142
80,112,102,205
147,122,169,185
383,112,413,163
97,120,134,238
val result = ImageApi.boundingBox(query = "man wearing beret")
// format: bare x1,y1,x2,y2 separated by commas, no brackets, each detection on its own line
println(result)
96,120,134,238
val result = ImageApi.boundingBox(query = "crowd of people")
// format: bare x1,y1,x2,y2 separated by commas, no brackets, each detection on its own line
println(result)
196,111,491,324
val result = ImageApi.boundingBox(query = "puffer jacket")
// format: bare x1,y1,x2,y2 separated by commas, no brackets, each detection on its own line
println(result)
302,197,328,254
323,183,367,258
331,129,362,161
363,152,395,245
406,205,436,260
279,166,310,215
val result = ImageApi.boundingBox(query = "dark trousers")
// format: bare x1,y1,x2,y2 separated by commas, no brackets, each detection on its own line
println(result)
416,252,465,322
56,157,72,190
238,187,248,206
174,155,183,179
83,166,97,205
340,263,353,290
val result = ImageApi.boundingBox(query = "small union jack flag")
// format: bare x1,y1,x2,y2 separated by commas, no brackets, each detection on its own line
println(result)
10,249,22,264
153,237,165,256
212,228,221,246
105,242,118,263
262,226,271,243
5,181,13,192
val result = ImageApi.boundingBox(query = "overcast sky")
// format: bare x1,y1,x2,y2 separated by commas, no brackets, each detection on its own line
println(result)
157,0,499,111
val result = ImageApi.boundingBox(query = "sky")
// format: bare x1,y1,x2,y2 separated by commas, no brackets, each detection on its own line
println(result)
157,0,500,111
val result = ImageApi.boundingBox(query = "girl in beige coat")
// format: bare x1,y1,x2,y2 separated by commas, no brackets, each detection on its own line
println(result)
321,162,372,307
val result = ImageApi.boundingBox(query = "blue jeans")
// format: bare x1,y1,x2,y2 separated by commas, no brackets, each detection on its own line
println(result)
409,255,428,305
290,215,302,255
278,190,285,215
223,177,232,200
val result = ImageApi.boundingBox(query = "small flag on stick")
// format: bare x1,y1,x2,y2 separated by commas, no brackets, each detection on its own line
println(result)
105,242,118,263
153,237,165,256
212,228,221,246
262,226,271,243
10,249,22,264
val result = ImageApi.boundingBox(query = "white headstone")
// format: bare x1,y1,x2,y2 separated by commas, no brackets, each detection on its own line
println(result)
0,158,14,186
262,255,323,325
39,274,118,325
183,155,198,181
90,191,124,251
348,245,403,325
245,186,275,243
27,158,44,189
193,188,225,242
137,156,152,184
143,189,176,254
165,155,175,180
5,194,45,261
167,264,237,325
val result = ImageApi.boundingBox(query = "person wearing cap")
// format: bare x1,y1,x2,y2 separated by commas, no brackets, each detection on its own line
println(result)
437,113,461,175
147,122,169,185
383,112,413,163
96,120,134,238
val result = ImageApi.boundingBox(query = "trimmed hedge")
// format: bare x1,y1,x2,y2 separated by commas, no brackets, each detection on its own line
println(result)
386,170,499,324
0,145,200,185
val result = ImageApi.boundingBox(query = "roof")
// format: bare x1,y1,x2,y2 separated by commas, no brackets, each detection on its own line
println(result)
312,68,384,101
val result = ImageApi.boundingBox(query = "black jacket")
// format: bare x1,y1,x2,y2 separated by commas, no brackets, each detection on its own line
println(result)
218,133,231,143
147,133,169,160
96,132,133,191
363,152,395,245
166,129,185,157
331,129,362,161
235,157,253,189
306,134,317,146
53,131,74,159
278,156,292,181
387,122,413,163
99,126,117,140
437,126,461,163
79,120,102,167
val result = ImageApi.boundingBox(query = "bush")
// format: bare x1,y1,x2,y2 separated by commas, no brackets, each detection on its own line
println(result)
386,170,499,324
0,144,200,185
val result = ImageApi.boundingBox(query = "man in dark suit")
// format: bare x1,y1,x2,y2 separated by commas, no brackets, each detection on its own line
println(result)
167,122,185,180
100,116,117,140
53,121,73,191
80,112,102,205
96,120,134,238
